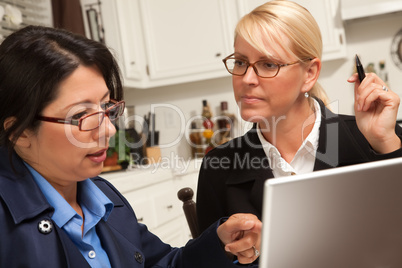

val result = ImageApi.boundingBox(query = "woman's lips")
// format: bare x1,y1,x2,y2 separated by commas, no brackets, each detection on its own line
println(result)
87,149,107,163
241,95,264,105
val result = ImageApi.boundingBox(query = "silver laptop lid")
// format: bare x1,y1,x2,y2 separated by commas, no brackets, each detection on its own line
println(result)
260,157,402,268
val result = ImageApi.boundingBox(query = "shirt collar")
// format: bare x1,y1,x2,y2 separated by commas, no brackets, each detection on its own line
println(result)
23,163,114,228
301,99,321,154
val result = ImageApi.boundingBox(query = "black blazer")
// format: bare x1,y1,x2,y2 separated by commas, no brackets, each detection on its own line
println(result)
196,99,402,233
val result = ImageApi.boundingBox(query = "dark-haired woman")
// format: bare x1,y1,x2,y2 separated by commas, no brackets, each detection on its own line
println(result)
0,26,261,267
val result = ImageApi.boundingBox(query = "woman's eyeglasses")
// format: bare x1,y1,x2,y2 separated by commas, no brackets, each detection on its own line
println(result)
222,53,313,78
37,99,125,131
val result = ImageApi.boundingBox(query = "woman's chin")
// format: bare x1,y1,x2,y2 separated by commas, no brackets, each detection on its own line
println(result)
83,162,104,179
240,111,266,123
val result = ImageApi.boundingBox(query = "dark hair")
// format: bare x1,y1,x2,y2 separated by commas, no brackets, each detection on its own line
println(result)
0,25,123,152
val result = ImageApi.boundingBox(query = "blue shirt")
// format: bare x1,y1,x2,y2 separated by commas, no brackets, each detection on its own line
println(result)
25,163,114,268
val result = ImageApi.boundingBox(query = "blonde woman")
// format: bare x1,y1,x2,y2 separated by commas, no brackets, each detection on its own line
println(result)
197,0,401,237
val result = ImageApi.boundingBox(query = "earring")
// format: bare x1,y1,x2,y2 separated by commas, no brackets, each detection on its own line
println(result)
304,92,309,98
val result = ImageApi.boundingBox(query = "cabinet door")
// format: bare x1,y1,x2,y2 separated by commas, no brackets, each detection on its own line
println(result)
124,195,157,229
152,217,190,247
236,0,267,16
236,0,346,61
81,0,147,85
138,0,236,82
102,0,146,83
341,0,402,20
295,0,346,61
112,0,147,82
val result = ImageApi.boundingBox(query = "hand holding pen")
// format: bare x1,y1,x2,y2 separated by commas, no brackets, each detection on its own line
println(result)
351,55,392,110
355,54,366,83
347,54,401,154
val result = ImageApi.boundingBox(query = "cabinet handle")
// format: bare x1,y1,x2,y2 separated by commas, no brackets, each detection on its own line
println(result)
215,53,221,57
166,205,173,209
138,217,144,222
130,61,136,65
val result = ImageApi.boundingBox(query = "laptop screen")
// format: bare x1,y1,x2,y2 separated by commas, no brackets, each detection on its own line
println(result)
259,157,402,268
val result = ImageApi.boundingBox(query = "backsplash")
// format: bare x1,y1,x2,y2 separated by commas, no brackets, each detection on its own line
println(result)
0,0,52,43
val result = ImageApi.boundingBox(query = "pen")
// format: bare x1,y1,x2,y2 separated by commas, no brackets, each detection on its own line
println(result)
355,54,365,82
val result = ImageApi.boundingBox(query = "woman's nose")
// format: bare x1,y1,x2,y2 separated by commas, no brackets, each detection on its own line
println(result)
95,116,117,146
243,66,259,84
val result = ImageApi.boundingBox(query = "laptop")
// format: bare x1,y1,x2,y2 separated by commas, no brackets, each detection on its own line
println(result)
259,157,402,268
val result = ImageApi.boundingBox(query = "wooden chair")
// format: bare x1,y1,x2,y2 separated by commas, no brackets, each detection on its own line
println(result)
177,187,200,238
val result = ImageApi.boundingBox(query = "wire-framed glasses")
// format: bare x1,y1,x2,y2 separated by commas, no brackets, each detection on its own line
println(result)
37,99,125,131
222,53,313,78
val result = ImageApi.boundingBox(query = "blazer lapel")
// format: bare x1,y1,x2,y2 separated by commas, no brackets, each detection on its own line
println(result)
314,98,342,171
227,126,274,217
246,125,275,211
97,220,140,267
250,166,274,215
53,226,91,268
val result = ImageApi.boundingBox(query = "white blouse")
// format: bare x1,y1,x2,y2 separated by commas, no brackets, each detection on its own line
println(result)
257,99,321,177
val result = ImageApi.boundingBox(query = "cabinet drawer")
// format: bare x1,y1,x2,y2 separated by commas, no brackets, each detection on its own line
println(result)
151,216,189,247
126,194,157,229
154,189,182,226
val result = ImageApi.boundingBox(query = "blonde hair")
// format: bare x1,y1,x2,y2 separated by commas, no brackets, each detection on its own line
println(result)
235,0,329,106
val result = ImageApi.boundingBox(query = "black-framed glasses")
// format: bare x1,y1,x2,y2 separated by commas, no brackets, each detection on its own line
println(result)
222,53,313,78
37,99,125,131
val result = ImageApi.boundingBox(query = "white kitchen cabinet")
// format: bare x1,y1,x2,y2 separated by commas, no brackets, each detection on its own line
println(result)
100,161,200,247
236,0,267,15
81,0,237,89
152,217,192,246
80,0,146,84
138,0,236,82
341,0,402,21
236,0,347,61
81,0,345,89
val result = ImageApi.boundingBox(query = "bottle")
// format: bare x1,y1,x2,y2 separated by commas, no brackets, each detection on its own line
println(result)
189,122,203,158
378,60,389,86
201,100,214,154
217,101,230,144
217,101,236,145
201,100,212,120
217,102,228,128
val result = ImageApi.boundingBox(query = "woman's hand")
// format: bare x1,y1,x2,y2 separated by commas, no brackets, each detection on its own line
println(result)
217,213,262,264
348,73,401,154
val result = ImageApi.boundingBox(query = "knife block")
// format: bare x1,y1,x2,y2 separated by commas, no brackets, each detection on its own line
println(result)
146,146,161,164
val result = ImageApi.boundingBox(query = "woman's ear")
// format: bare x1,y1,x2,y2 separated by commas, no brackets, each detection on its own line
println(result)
3,117,32,148
302,58,321,93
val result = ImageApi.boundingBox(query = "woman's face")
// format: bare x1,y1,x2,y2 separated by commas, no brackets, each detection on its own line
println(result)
19,65,116,186
232,36,311,124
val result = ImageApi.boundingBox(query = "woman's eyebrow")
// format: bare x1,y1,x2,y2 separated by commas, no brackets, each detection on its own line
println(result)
62,91,111,112
233,52,278,62
233,52,248,59
100,90,111,101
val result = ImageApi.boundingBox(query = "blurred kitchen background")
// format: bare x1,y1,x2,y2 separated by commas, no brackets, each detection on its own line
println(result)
1,0,402,164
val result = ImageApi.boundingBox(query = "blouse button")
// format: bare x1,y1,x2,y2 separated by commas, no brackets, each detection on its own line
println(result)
88,250,96,259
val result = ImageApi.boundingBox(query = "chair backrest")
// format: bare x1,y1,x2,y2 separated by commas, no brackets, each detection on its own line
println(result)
177,187,200,238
